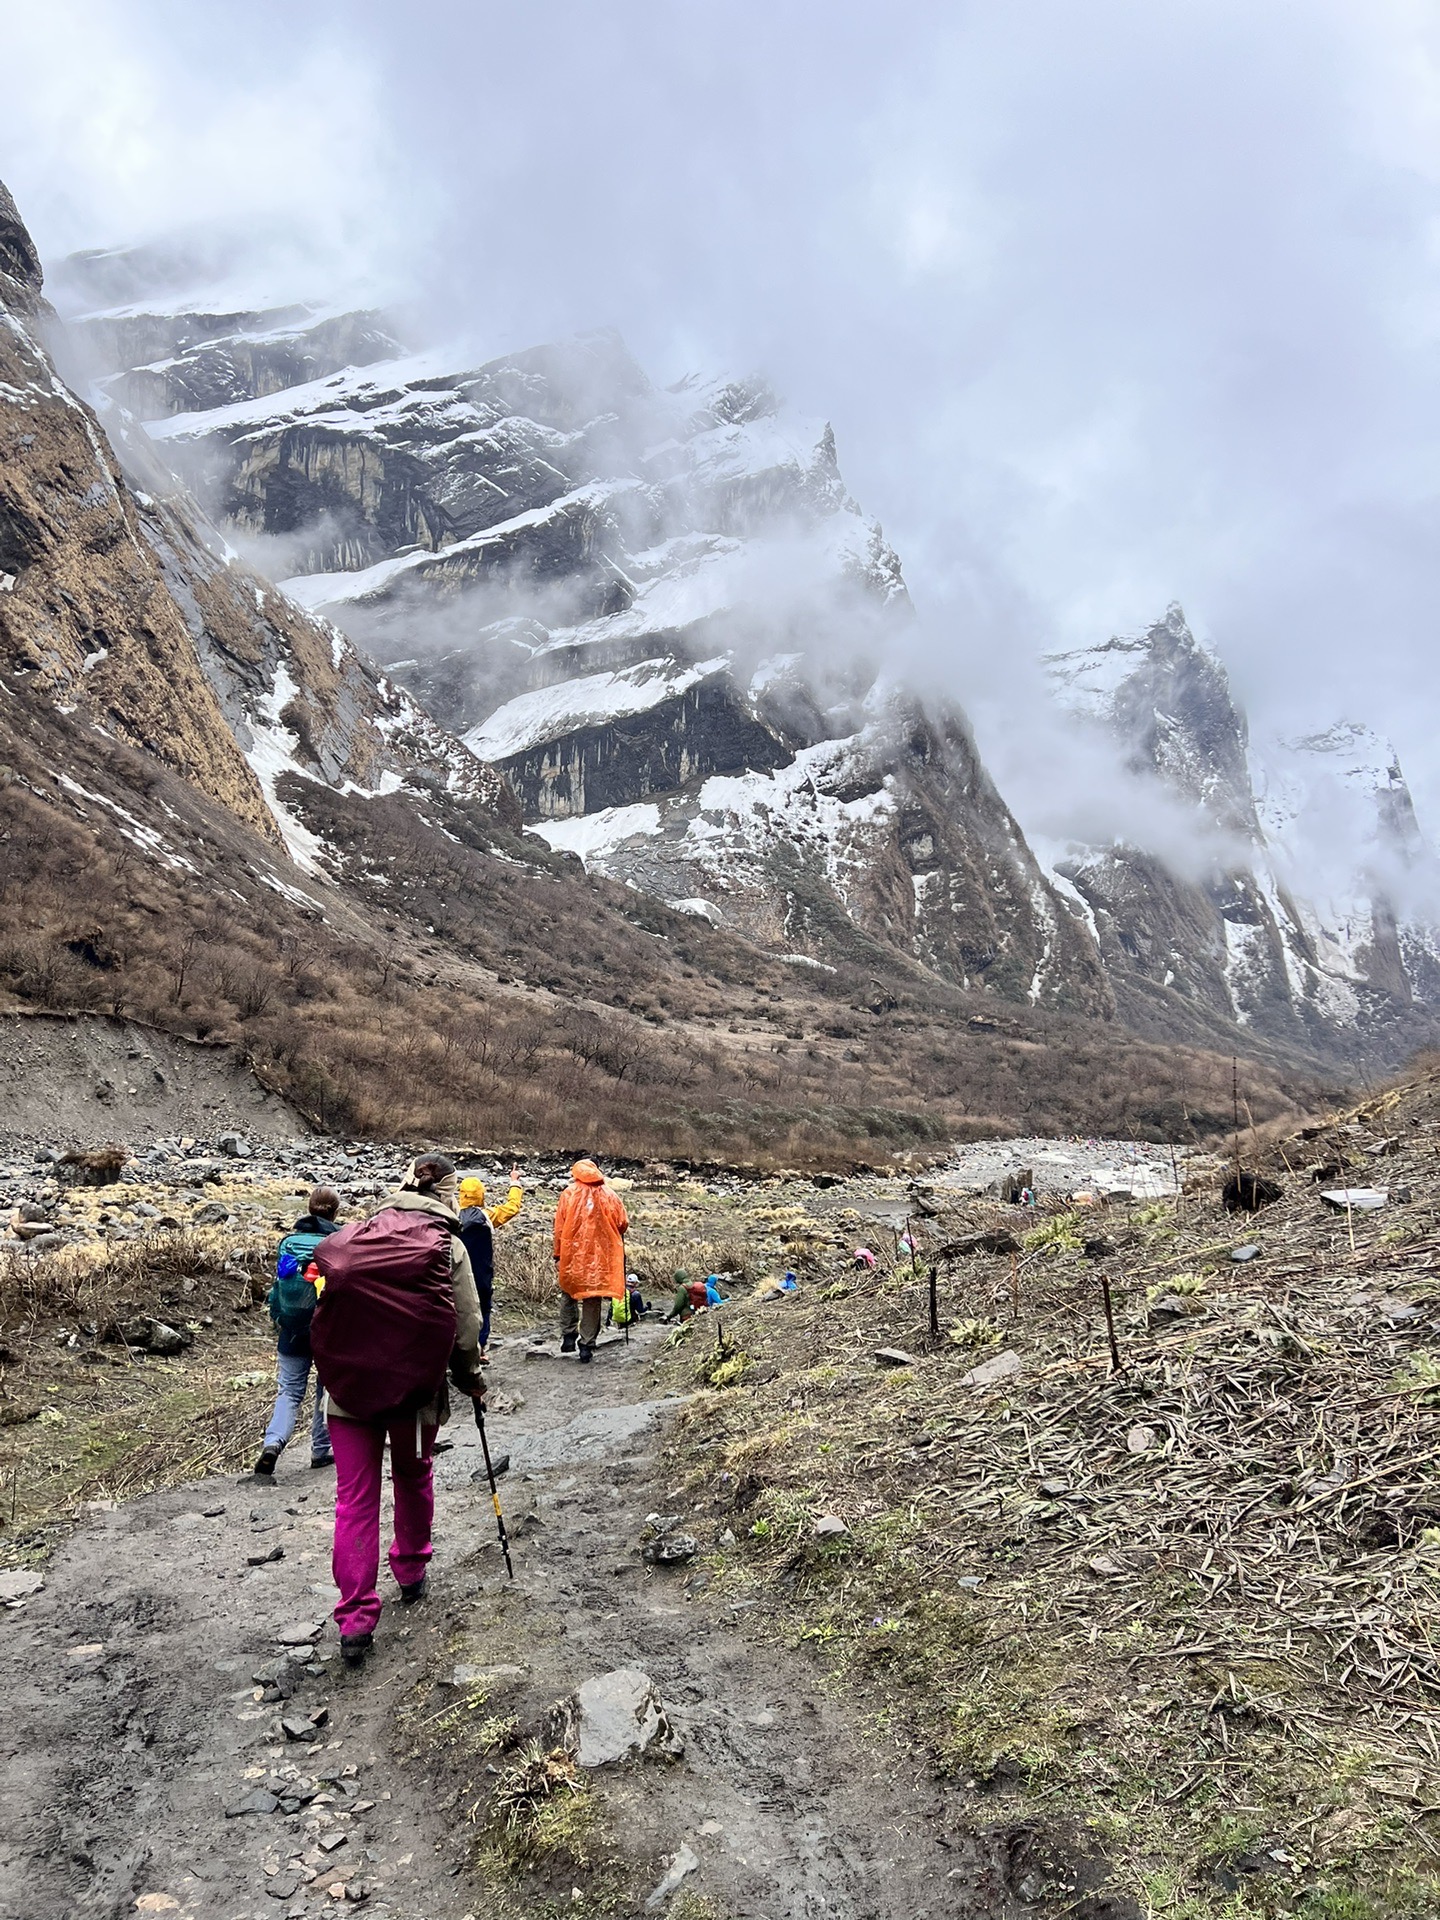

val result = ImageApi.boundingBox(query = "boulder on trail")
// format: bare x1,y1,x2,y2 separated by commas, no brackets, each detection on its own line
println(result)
216,1133,251,1158
561,1667,683,1767
0,1568,44,1603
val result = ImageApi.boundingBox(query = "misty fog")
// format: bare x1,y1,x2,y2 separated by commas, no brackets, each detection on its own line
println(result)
6,0,1440,884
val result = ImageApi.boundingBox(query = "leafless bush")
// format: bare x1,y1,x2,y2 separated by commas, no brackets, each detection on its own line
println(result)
494,1234,556,1315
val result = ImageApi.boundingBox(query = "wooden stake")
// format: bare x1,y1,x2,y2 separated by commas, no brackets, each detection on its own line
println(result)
1100,1271,1123,1374
1010,1250,1020,1323
928,1264,939,1341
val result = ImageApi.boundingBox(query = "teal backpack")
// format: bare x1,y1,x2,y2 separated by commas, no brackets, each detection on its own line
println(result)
269,1226,329,1335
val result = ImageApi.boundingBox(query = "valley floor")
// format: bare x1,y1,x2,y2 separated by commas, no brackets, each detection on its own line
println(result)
5,1092,1440,1918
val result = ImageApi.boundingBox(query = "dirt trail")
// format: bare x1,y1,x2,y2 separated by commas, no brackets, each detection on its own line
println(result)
0,1319,1000,1920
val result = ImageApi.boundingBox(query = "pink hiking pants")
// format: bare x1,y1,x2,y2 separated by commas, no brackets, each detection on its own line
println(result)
330,1413,438,1637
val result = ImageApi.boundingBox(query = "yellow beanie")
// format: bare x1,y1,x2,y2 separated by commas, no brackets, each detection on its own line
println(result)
458,1176,486,1209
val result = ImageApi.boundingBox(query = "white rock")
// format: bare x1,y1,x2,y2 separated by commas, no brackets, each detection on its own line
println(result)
1320,1188,1388,1211
813,1515,848,1539
575,1667,672,1767
1126,1425,1157,1453
644,1841,700,1910
959,1349,1024,1388
0,1569,44,1603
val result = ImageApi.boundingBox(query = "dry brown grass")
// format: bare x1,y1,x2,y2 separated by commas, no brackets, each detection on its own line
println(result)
0,688,1341,1168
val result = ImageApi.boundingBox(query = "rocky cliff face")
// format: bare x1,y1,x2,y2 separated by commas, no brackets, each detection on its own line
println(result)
1043,607,1440,1056
1,215,512,881
0,184,276,839
68,262,1108,1014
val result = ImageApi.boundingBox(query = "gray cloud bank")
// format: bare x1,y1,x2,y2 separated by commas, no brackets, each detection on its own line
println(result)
6,0,1440,834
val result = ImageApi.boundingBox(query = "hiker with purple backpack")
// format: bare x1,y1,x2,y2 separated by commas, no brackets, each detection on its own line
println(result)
310,1154,485,1668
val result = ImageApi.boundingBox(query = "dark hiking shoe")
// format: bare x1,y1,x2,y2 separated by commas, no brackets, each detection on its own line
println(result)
398,1577,427,1605
560,1332,578,1354
310,1452,334,1470
576,1343,594,1365
340,1632,373,1668
253,1447,280,1477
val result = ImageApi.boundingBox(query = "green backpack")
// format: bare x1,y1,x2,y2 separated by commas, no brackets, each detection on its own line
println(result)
269,1227,328,1335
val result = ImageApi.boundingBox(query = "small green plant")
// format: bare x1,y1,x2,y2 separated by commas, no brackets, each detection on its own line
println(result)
1394,1353,1440,1401
947,1316,1001,1352
697,1334,748,1388
1023,1214,1084,1256
1147,1272,1206,1304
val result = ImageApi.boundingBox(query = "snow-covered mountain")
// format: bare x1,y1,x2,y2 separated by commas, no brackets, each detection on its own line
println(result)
59,256,1108,1015
42,231,1440,1067
1043,606,1440,1053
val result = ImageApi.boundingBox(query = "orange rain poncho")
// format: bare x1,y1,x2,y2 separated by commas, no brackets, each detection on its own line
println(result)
553,1160,629,1300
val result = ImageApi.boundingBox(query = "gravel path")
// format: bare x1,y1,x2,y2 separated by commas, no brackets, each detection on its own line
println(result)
0,1322,1013,1920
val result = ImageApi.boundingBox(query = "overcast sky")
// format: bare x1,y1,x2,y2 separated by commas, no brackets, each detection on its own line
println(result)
6,0,1440,826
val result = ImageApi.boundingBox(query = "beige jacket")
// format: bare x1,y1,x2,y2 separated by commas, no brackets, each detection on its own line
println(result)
326,1188,483,1428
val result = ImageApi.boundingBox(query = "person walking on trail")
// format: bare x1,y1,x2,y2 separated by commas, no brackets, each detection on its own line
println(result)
553,1158,628,1363
255,1186,342,1477
309,1154,485,1669
457,1165,524,1364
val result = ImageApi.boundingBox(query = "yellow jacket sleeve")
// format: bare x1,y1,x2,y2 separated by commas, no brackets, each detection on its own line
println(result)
486,1184,523,1229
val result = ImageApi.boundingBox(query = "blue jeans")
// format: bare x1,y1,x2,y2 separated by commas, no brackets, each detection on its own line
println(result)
263,1350,331,1459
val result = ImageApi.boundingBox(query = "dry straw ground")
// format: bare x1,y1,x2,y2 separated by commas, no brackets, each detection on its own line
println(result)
652,1071,1440,1918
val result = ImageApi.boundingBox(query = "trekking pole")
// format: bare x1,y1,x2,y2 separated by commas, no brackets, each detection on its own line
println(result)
472,1397,514,1580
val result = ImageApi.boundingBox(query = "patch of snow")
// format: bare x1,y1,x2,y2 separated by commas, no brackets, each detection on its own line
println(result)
242,663,328,874
533,803,663,865
668,897,725,923
260,872,325,912
1220,918,1266,1026
279,482,626,610
465,657,731,763
54,774,196,873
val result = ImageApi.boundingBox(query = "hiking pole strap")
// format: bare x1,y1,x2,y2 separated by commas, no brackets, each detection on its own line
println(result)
473,1398,515,1580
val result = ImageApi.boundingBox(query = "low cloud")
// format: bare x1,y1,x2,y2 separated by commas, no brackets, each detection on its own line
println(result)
9,0,1440,870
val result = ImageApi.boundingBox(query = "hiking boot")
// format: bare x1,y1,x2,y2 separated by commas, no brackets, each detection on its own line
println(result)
576,1343,594,1365
253,1447,281,1477
340,1632,373,1669
310,1452,334,1471
398,1576,427,1605
560,1332,578,1354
